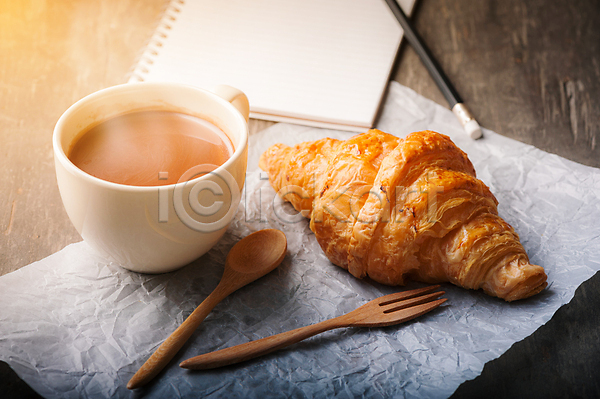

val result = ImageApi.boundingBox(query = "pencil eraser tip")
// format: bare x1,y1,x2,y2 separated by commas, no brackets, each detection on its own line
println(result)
465,120,482,140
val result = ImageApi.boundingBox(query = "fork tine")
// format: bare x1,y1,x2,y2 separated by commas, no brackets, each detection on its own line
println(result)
378,285,441,306
380,291,445,313
386,298,448,325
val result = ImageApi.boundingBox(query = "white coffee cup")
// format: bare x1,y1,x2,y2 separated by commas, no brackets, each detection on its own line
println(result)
53,83,249,273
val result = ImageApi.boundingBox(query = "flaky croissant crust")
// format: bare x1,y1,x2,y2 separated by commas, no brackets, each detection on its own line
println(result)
259,130,547,301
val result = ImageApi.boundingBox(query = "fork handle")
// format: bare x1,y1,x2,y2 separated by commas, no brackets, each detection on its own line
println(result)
179,316,345,370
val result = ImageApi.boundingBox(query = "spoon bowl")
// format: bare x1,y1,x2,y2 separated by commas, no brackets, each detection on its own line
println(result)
127,229,287,389
225,228,287,276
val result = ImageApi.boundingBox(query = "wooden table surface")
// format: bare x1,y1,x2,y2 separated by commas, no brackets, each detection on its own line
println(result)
1,0,599,397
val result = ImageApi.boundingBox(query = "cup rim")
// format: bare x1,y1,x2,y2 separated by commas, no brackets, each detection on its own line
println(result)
52,82,249,192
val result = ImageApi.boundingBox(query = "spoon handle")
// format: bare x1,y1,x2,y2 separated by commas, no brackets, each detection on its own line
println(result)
179,316,346,370
127,284,229,389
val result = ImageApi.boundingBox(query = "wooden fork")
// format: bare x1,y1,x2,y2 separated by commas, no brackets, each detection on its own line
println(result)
179,285,446,370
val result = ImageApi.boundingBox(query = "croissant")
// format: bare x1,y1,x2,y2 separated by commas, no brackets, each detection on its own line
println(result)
259,129,547,301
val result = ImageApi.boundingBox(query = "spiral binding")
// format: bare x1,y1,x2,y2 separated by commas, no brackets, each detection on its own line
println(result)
127,0,185,82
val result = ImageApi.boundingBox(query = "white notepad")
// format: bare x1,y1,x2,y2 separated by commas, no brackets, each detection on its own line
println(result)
129,0,416,132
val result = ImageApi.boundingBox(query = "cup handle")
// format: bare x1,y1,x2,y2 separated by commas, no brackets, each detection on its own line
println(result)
211,85,250,122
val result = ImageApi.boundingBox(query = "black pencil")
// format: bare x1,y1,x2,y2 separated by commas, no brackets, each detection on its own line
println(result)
384,0,482,139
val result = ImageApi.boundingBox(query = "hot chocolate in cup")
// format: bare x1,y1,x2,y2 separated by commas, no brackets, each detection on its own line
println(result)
53,83,249,273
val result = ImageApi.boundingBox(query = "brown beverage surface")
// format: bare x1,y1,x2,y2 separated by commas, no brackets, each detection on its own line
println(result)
68,110,234,186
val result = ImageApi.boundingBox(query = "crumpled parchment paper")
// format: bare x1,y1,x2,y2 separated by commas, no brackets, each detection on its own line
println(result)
1,82,600,399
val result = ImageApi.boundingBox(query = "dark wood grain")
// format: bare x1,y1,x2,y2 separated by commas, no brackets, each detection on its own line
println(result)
451,272,600,399
394,0,600,168
0,361,42,399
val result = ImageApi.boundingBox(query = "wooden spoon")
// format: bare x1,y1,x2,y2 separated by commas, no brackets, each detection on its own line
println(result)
127,229,287,389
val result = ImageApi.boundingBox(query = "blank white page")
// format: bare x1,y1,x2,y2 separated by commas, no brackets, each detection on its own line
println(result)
130,0,416,132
